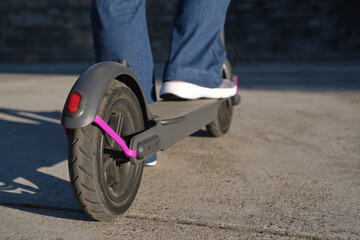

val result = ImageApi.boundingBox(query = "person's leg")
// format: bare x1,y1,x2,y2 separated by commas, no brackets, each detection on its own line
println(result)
91,0,157,165
163,0,231,89
91,0,155,103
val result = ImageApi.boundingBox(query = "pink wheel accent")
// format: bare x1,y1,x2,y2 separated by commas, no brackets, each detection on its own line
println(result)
234,75,239,96
93,115,137,158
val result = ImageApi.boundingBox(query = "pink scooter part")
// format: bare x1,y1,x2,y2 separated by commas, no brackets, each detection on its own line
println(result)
93,115,137,158
234,75,239,96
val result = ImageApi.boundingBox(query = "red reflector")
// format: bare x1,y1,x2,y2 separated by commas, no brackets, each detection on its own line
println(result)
67,92,82,114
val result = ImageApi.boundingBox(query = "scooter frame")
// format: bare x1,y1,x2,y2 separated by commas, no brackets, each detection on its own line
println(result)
61,30,240,220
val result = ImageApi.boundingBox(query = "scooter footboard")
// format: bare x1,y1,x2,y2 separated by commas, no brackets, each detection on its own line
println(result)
130,99,222,163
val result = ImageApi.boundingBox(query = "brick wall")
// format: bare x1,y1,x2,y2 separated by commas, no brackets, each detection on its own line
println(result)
0,0,359,63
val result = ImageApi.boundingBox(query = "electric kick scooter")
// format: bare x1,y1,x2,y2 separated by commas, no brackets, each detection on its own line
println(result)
61,33,240,221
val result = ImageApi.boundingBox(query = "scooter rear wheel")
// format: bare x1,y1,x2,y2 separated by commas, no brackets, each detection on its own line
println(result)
68,80,144,221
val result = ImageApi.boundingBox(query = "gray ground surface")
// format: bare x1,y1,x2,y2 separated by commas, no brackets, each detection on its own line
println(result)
0,63,359,239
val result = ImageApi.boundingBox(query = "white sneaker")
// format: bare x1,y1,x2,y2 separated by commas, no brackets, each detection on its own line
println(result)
144,158,157,166
160,79,237,100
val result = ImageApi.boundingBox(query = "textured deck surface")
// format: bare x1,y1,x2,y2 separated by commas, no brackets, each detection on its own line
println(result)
148,99,217,120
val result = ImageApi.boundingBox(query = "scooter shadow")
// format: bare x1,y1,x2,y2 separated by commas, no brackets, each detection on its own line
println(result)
190,129,211,137
0,108,91,221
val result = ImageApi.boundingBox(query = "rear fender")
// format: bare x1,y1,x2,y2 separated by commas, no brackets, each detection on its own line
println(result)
61,61,154,129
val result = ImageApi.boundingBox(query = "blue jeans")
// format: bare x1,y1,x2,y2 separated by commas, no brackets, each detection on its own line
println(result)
91,0,231,104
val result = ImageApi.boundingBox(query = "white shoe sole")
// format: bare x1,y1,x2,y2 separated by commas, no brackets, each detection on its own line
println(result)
144,159,157,166
160,79,237,100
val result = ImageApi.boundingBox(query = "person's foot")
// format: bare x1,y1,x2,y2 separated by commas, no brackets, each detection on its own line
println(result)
144,158,157,166
160,79,237,100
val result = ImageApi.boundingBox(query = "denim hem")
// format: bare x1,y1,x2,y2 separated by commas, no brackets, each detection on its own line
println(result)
163,65,222,88
145,153,157,162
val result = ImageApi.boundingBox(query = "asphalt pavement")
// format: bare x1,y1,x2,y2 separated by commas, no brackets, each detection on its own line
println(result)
0,62,359,239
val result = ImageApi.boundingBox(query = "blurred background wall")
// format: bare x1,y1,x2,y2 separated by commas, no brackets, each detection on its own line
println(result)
0,0,359,63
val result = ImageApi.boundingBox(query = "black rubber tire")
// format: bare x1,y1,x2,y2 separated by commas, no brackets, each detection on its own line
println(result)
206,59,234,137
68,80,144,221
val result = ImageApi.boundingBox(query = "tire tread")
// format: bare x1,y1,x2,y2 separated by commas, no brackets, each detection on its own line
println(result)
67,80,144,221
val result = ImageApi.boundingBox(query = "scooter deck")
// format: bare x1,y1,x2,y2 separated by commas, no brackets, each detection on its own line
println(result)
148,99,218,121
130,98,224,162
